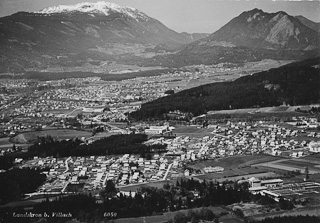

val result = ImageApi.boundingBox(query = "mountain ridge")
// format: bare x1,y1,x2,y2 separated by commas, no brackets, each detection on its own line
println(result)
35,1,149,21
295,15,320,33
202,8,320,50
141,8,320,68
130,57,320,120
0,4,318,73
0,1,207,73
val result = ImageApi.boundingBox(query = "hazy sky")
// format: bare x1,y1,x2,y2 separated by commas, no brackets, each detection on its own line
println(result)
0,0,319,33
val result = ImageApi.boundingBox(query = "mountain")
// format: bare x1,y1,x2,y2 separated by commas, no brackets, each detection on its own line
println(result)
130,57,320,120
205,8,320,50
295,15,320,33
1,5,319,73
0,1,201,73
141,9,320,68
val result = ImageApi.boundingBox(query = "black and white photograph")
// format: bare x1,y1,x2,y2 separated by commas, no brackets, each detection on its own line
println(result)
0,0,319,222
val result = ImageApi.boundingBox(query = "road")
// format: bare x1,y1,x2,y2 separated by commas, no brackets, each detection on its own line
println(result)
162,163,173,180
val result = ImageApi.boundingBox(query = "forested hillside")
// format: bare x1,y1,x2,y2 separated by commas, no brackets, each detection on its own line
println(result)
130,57,320,120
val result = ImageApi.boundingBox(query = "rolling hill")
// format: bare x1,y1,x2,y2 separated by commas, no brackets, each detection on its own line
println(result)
130,57,320,120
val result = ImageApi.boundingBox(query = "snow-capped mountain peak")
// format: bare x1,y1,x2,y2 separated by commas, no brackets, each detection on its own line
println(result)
35,1,148,20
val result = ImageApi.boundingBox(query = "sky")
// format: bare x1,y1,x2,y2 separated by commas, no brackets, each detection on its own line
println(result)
0,0,319,33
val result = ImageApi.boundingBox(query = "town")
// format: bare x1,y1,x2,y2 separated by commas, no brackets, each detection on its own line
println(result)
1,65,320,223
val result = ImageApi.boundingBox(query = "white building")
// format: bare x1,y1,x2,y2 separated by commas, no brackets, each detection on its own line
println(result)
309,141,320,153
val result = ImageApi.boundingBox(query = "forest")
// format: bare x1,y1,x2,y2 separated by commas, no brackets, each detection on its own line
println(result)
130,57,320,120
1,178,251,222
0,168,46,204
20,134,167,158
0,178,305,223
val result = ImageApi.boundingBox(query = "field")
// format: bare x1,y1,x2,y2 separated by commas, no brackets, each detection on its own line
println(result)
11,129,93,143
302,153,320,162
0,137,30,150
252,205,320,221
253,158,320,174
187,155,282,170
280,160,320,170
195,170,278,182
90,131,121,140
118,180,172,192
173,125,213,138
186,155,281,182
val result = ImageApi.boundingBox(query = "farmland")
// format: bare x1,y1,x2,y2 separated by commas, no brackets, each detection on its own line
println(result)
11,129,93,144
253,158,320,174
118,180,172,193
194,169,278,182
279,160,320,171
187,155,282,170
173,125,214,138
0,137,30,150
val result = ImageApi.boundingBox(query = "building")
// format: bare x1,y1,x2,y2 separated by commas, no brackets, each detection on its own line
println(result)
203,166,224,173
261,179,283,188
145,126,168,135
309,141,320,153
248,177,261,188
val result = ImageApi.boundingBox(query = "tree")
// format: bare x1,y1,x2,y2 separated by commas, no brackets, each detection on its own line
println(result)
279,198,294,210
200,208,215,221
165,90,175,95
174,212,188,223
100,180,117,200
305,166,309,180
146,153,153,160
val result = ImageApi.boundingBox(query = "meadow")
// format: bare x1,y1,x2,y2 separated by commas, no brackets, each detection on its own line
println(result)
11,129,92,143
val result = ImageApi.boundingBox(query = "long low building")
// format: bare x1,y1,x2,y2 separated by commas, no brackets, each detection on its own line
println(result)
145,126,168,134
261,179,283,188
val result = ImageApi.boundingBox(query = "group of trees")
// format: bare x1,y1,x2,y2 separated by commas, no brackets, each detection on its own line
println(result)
0,168,46,204
0,156,14,170
0,176,313,222
23,178,251,222
171,208,223,223
23,134,167,158
130,61,320,120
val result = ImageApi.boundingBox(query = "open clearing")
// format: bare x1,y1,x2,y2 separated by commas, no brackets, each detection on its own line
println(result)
12,129,92,143
253,158,320,174
118,180,172,192
194,170,278,182
188,155,282,170
252,205,320,221
173,125,213,138
279,159,320,171
0,138,11,146
0,137,30,149
302,154,320,162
